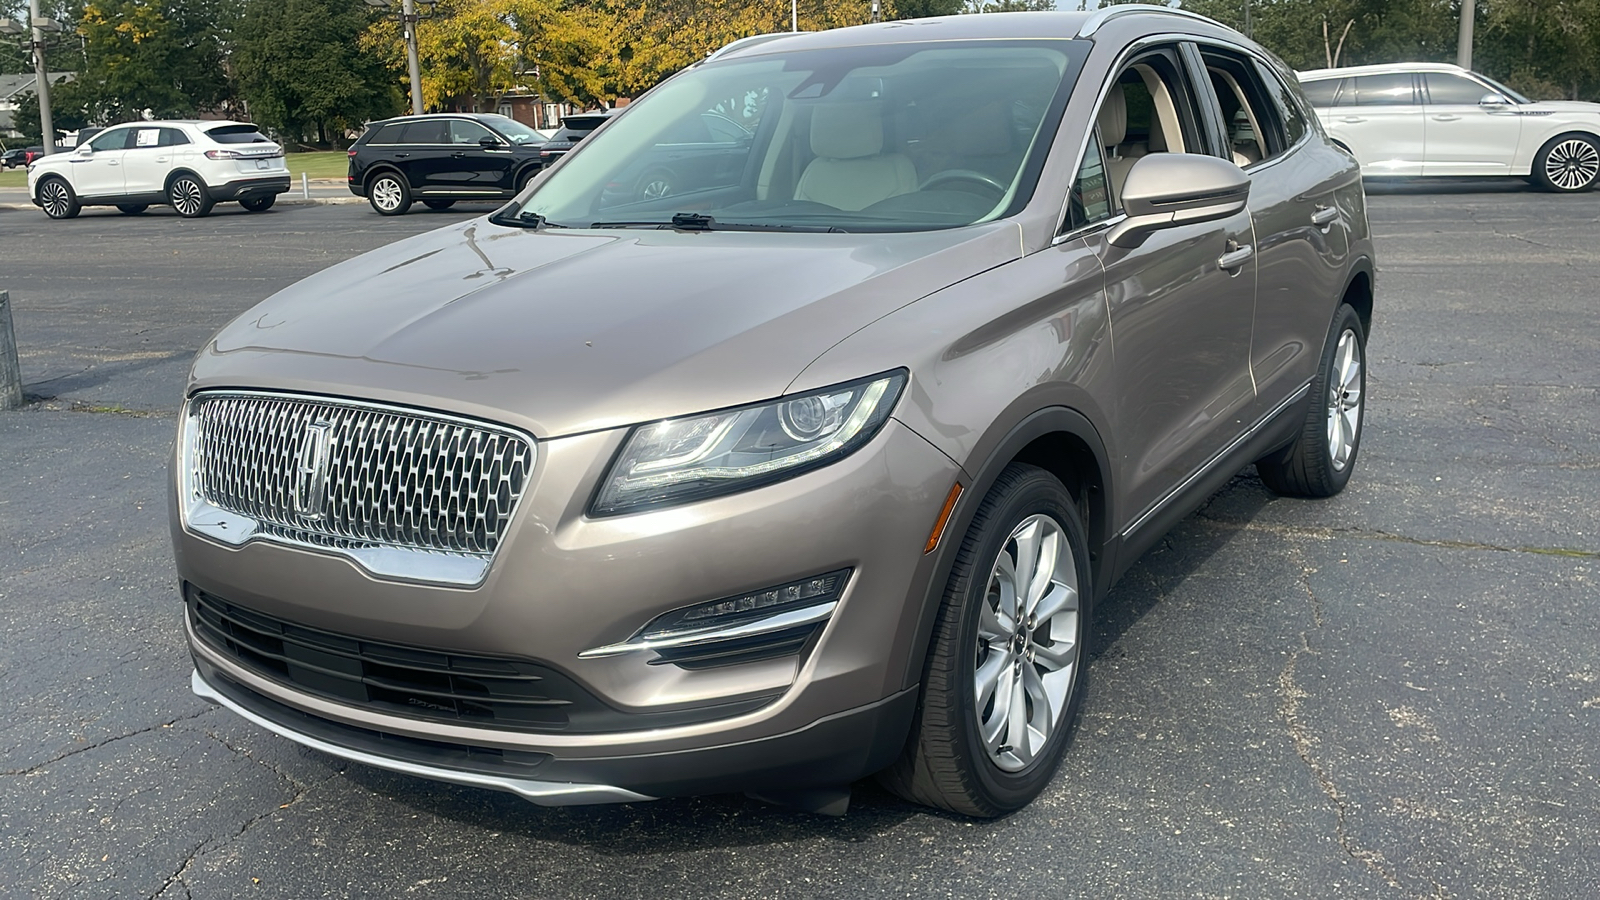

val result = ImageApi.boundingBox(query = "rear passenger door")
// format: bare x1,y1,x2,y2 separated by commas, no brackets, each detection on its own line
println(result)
1195,46,1352,413
121,126,186,196
396,119,449,187
1322,73,1425,176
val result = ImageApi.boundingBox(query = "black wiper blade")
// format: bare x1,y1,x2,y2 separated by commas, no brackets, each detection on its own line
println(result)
490,209,565,229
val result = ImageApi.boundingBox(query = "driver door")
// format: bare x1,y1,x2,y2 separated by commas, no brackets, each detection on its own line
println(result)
68,127,131,198
1421,72,1522,175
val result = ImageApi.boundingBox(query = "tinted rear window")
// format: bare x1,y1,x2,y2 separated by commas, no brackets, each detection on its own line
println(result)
367,122,408,145
1352,74,1415,106
400,120,448,144
206,124,272,144
1300,78,1342,108
558,114,610,132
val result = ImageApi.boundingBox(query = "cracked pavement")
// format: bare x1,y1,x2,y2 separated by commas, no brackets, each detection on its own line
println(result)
3,188,1600,898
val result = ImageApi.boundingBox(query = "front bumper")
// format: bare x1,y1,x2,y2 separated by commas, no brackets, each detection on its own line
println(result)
175,416,960,798
208,175,290,201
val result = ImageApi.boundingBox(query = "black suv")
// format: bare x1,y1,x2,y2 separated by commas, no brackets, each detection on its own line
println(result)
537,110,617,168
347,113,546,215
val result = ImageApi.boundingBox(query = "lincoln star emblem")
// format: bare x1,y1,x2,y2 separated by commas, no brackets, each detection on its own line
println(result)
293,421,333,520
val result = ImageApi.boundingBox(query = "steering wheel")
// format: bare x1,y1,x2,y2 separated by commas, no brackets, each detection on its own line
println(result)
919,168,1008,197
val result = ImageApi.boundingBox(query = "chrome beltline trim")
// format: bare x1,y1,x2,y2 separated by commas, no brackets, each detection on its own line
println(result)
191,668,656,807
578,601,838,659
1122,381,1312,539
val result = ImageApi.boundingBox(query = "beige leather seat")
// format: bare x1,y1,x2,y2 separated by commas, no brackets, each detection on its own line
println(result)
795,102,918,211
1098,84,1137,200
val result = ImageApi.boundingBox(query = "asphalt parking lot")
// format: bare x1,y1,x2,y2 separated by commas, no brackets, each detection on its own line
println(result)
2,185,1598,899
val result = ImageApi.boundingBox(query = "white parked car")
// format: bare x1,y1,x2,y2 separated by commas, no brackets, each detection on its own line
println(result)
27,120,290,219
1298,62,1600,192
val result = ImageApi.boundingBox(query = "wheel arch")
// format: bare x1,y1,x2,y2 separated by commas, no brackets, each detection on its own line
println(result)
364,164,408,191
513,162,541,191
33,170,73,202
1342,257,1375,336
896,405,1113,691
163,167,208,193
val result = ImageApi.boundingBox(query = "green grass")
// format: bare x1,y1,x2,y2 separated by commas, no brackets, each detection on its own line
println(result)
0,150,348,190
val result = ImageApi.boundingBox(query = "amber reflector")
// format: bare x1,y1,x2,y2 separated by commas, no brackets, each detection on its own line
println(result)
924,482,964,554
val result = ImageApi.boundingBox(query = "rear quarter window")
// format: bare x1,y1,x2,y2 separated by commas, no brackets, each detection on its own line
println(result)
1299,78,1342,108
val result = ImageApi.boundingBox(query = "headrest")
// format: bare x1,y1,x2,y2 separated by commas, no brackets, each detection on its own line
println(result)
1097,84,1126,147
810,102,885,159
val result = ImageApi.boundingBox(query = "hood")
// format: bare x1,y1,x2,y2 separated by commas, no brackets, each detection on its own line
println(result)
192,218,1023,438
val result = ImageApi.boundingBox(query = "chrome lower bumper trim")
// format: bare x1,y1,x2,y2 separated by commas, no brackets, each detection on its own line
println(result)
577,600,836,659
190,669,656,807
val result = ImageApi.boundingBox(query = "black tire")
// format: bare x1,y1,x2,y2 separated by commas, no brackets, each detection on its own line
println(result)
1531,133,1600,193
516,168,538,193
240,195,276,212
367,172,412,215
422,199,456,210
636,169,675,201
167,175,214,218
38,176,80,219
1256,303,1367,497
116,203,148,215
879,463,1090,817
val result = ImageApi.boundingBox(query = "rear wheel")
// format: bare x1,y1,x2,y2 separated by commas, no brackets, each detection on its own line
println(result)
1256,303,1366,497
422,199,456,210
516,168,538,193
1532,134,1600,192
880,463,1089,817
168,175,214,218
368,172,411,215
116,203,148,215
38,177,80,219
240,195,275,212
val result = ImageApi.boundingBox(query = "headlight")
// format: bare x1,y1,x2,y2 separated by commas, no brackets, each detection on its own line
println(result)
591,370,907,516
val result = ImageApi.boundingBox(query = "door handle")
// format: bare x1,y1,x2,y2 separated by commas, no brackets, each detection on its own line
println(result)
1218,241,1254,272
1311,206,1339,226
1432,114,1461,122
156,156,169,163
452,151,468,158
393,153,410,159
1340,116,1365,124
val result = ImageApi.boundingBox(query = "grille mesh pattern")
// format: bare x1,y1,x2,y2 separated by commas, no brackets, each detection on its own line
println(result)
191,392,533,557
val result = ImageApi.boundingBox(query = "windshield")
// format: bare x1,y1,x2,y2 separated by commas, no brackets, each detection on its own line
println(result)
1474,72,1532,104
482,115,544,144
511,40,1086,233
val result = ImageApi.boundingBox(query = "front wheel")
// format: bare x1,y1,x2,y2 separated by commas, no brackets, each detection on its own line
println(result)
368,172,411,215
240,195,275,212
1256,303,1366,497
168,175,214,218
1532,134,1600,193
880,463,1089,817
38,177,81,219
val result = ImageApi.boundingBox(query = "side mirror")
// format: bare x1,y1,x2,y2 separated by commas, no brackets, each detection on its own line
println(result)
479,136,502,149
1107,154,1251,249
75,145,94,157
1478,93,1510,109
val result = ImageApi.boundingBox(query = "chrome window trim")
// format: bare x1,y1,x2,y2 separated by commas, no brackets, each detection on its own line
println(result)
178,389,537,588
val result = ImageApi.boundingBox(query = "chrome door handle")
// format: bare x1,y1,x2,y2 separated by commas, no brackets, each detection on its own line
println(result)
1218,241,1254,271
1311,206,1339,226
452,151,468,158
1340,116,1365,123
393,153,410,158
1432,114,1461,122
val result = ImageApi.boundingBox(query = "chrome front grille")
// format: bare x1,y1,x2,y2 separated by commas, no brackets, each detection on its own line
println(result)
181,391,535,584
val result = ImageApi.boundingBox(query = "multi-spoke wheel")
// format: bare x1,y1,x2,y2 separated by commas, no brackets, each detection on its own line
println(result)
880,463,1090,817
637,170,674,201
368,172,411,215
1257,303,1367,497
1533,134,1600,193
167,175,214,218
38,177,80,219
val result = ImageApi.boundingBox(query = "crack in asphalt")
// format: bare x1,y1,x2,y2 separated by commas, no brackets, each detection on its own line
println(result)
1,708,212,777
1277,544,1445,898
1196,514,1600,560
150,840,202,900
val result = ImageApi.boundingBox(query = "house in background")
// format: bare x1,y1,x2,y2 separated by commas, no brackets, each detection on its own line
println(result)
0,71,74,140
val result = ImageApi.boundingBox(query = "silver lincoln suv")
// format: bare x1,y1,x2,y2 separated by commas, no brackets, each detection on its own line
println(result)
173,8,1375,817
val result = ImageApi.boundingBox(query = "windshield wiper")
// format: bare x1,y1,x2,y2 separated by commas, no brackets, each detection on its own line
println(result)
588,213,847,233
489,209,566,229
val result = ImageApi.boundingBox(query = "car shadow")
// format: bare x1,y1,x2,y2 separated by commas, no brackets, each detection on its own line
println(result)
1361,177,1539,195
314,472,1286,846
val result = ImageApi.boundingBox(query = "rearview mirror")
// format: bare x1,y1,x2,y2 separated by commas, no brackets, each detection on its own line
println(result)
1107,154,1251,249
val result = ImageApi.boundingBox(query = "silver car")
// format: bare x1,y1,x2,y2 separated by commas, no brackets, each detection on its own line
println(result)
173,8,1376,816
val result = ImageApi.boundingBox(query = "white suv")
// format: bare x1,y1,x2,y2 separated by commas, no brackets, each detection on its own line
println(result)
1298,62,1600,192
28,120,290,219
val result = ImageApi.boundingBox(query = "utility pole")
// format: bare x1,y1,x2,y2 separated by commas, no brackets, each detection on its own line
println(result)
1457,0,1474,70
29,0,55,155
791,0,797,32
402,0,424,115
871,0,881,22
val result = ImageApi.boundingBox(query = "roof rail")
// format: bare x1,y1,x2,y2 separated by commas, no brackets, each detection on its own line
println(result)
1076,4,1223,38
705,31,808,63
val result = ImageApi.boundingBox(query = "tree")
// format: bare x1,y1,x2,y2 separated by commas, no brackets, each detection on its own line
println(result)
964,0,1053,12
233,0,402,146
896,0,963,18
65,0,233,123
11,82,89,144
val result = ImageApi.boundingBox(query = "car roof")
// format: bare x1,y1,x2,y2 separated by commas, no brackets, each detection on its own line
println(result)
370,113,510,126
709,8,1232,60
1299,62,1470,80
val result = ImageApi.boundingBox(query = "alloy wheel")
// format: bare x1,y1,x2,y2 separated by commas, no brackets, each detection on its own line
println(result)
1544,138,1600,191
372,177,404,212
973,514,1080,773
640,177,673,200
41,180,72,218
171,178,205,216
1325,328,1363,472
